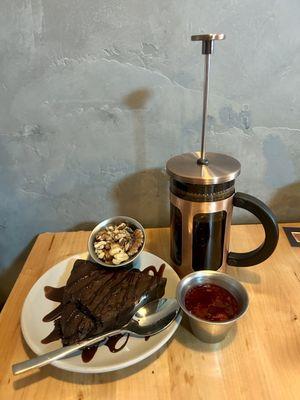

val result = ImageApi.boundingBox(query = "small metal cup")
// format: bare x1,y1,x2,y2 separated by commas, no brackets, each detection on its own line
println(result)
88,216,146,268
176,270,249,343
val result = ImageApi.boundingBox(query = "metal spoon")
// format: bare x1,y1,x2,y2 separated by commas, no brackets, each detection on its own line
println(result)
12,298,180,375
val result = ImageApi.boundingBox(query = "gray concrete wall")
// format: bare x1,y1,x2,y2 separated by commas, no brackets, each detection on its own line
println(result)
0,0,299,302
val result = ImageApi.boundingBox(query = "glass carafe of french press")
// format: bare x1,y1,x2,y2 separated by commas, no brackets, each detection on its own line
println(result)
166,34,279,277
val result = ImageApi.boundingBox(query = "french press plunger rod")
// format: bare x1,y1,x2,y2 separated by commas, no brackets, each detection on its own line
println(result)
191,33,225,165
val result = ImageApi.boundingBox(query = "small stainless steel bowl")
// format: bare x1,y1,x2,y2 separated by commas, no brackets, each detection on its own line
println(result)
176,270,249,343
88,216,146,268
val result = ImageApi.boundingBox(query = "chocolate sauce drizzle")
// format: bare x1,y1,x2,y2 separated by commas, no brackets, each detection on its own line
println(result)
44,285,64,302
80,334,130,363
41,264,165,362
143,264,165,278
41,322,61,344
81,345,98,363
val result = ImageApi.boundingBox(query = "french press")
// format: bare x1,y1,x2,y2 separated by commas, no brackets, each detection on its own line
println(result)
166,34,279,277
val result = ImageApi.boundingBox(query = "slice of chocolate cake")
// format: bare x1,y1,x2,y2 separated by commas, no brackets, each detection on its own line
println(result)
43,259,167,346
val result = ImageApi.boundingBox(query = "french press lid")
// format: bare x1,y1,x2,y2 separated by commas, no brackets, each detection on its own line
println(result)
166,151,241,185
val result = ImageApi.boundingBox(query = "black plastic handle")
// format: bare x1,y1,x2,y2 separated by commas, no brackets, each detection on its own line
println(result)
227,192,279,267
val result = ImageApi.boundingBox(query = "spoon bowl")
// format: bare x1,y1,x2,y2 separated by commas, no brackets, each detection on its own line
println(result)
127,298,181,336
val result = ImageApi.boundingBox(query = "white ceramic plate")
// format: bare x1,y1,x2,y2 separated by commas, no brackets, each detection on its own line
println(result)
21,251,181,373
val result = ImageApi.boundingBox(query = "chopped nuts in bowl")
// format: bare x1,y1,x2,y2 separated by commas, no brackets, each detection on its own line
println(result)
88,216,145,267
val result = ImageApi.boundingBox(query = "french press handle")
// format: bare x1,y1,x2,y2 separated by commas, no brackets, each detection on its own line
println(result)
227,192,279,267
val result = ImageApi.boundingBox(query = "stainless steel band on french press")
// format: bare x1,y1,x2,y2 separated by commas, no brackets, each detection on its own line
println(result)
170,192,233,276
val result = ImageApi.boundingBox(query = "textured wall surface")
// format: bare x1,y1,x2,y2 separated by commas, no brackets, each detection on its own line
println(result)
0,0,299,301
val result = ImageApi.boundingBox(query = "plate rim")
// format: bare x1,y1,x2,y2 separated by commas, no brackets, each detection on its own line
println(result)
21,250,181,373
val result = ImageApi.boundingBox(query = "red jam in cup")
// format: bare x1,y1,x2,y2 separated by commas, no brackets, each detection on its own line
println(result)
184,283,239,322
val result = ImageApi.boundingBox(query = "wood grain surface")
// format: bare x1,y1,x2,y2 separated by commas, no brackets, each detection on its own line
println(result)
0,224,299,400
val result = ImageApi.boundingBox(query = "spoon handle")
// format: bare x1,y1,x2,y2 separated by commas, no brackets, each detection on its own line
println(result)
12,329,123,375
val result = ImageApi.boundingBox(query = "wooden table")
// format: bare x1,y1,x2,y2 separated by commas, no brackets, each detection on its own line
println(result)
1,224,299,400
